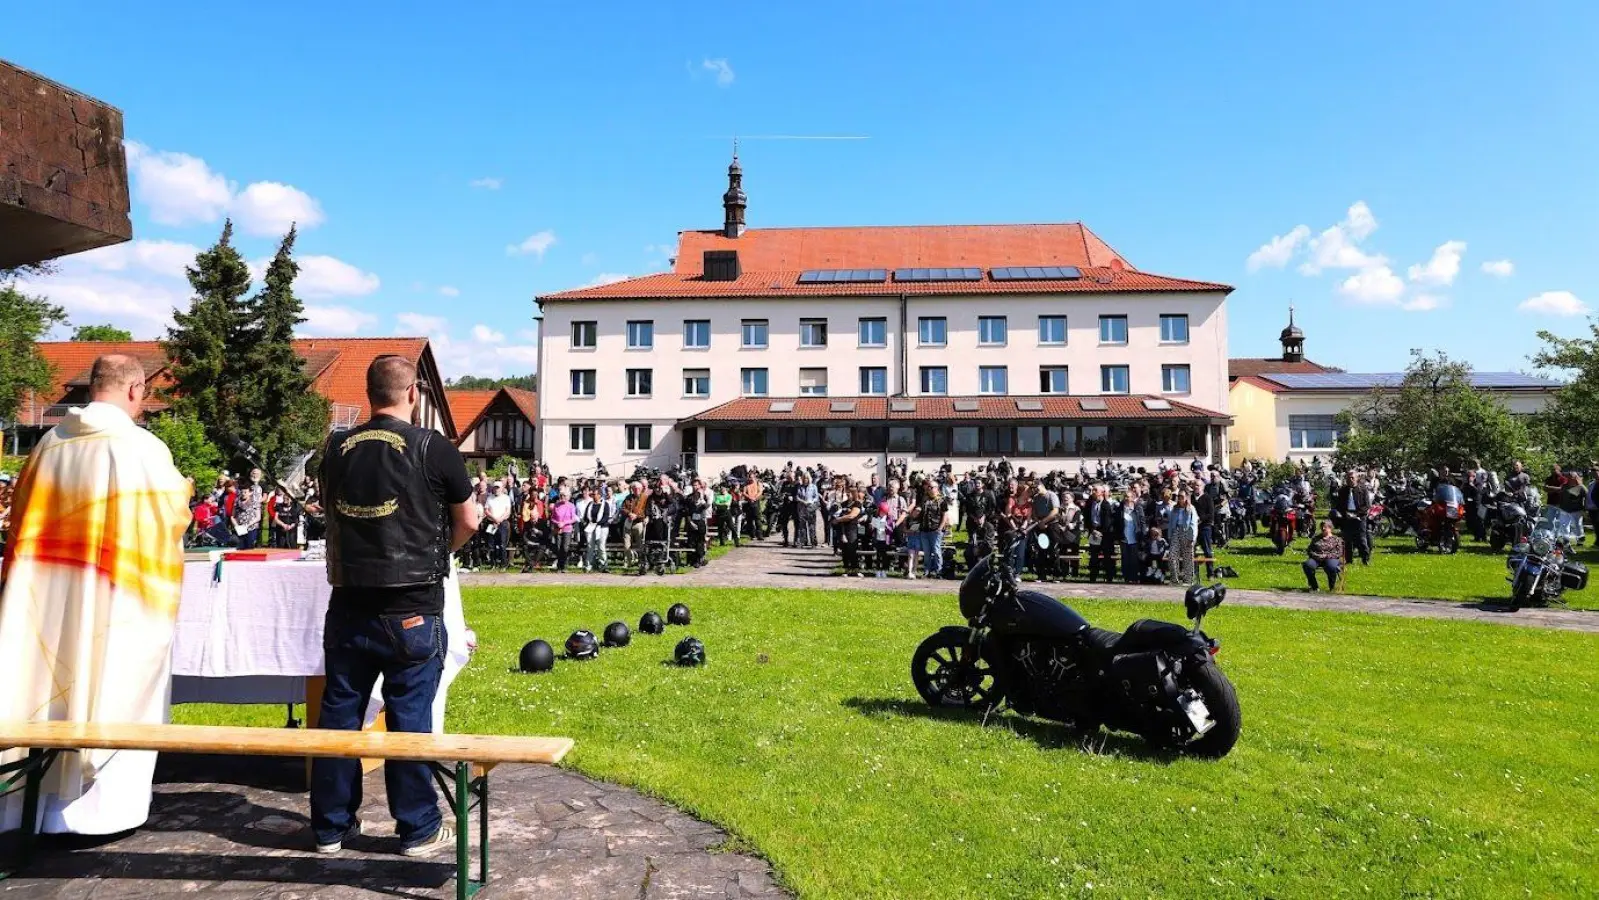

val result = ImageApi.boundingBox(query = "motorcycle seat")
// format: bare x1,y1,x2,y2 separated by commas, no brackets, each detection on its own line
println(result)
1083,627,1121,654
1113,619,1197,655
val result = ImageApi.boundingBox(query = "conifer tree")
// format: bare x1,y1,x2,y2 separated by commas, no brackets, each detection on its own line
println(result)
244,225,329,473
163,220,255,453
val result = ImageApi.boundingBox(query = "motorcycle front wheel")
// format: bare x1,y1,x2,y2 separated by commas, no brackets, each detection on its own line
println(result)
912,630,1002,713
1373,518,1392,538
1175,664,1242,759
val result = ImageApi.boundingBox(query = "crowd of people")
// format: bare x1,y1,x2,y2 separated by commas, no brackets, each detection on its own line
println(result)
187,469,324,550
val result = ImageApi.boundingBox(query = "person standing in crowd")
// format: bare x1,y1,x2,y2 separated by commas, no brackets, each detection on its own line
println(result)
1544,463,1568,510
1303,520,1345,592
1556,469,1587,544
1141,525,1169,583
741,474,765,540
0,355,191,837
312,354,478,857
1331,470,1372,565
1057,492,1082,579
1167,491,1199,584
834,486,865,576
483,481,512,567
712,481,734,545
621,481,649,568
233,468,265,549
1086,485,1117,583
869,501,893,578
795,471,819,549
1116,492,1145,584
271,485,302,549
581,484,611,572
1028,475,1061,582
550,489,577,572
683,478,711,567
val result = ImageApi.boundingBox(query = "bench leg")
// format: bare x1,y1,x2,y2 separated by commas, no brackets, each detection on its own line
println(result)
455,761,472,900
476,770,489,889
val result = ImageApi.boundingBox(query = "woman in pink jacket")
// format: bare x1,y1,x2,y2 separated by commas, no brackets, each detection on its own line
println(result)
550,489,578,572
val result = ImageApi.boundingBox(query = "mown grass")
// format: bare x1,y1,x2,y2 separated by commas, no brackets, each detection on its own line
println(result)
176,585,1599,898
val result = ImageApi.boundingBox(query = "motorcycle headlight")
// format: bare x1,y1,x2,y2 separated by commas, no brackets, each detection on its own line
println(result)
1532,537,1552,557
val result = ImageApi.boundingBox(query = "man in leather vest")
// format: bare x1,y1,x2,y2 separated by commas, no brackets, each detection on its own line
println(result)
311,355,479,857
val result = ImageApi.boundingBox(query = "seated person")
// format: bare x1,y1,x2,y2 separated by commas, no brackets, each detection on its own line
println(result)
1141,526,1169,584
1303,520,1346,591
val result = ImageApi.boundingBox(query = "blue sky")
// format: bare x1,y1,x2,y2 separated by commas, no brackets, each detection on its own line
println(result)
8,1,1597,378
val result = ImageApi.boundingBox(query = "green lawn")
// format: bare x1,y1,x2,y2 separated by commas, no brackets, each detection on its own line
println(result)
177,586,1599,898
1212,531,1599,610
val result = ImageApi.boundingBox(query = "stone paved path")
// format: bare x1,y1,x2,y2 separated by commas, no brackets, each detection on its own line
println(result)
0,755,789,899
467,536,1599,634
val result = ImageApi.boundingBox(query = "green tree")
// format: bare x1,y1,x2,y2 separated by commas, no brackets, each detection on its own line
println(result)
1530,322,1599,463
485,454,523,479
147,411,223,490
1335,350,1538,475
0,283,68,422
162,220,255,457
446,374,537,391
241,225,329,474
71,324,134,342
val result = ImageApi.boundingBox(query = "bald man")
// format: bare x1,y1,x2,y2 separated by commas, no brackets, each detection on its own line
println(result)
0,354,191,836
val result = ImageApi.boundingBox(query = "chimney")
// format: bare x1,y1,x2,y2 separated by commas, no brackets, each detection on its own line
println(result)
703,250,740,281
722,152,746,238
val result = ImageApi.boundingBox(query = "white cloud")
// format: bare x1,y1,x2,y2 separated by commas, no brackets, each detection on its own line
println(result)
231,182,325,236
1519,291,1589,316
1482,259,1515,277
125,141,234,226
1402,294,1447,312
472,324,505,344
396,312,448,334
1337,265,1405,304
582,272,630,288
75,239,201,279
1299,202,1386,275
1343,201,1377,241
299,305,377,336
439,285,460,297
507,230,557,258
1407,240,1466,286
469,177,503,190
15,270,181,338
249,254,380,298
702,58,735,87
1245,225,1310,271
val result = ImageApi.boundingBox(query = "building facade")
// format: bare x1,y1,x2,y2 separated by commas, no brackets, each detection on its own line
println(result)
536,159,1235,478
446,387,538,472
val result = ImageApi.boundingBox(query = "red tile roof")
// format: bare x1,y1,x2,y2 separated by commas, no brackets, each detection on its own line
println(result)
503,387,538,423
674,223,1129,275
543,266,1229,302
444,387,538,447
20,341,173,425
1227,357,1336,380
681,395,1229,424
1230,374,1289,394
295,337,431,424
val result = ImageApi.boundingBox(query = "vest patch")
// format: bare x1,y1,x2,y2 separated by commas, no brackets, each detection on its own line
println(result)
340,429,407,455
336,497,400,519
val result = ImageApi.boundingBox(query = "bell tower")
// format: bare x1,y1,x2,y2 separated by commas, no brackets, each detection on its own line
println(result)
722,146,746,239
1279,304,1305,362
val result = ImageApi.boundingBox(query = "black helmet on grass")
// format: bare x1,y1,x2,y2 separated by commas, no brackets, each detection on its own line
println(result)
565,630,600,660
518,639,555,673
674,636,706,667
639,611,665,634
667,603,692,626
602,621,632,648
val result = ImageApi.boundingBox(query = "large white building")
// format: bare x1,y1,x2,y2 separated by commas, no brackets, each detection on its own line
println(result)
536,158,1235,479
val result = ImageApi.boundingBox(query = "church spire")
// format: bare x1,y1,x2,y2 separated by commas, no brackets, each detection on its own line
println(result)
1279,303,1305,362
722,144,746,239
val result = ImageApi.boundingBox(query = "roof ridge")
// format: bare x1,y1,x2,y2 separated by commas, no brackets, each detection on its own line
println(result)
684,222,1091,234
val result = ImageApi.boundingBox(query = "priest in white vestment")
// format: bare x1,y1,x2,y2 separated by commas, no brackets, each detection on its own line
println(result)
0,354,191,835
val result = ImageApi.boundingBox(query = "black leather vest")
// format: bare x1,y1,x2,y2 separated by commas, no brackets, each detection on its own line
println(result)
323,415,450,588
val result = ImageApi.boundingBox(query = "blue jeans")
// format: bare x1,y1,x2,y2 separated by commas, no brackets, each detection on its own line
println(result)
311,607,446,848
238,525,261,550
1121,542,1142,583
921,530,944,577
1303,557,1342,590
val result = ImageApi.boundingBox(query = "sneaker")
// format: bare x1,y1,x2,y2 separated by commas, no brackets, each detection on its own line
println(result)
316,818,363,854
402,824,455,858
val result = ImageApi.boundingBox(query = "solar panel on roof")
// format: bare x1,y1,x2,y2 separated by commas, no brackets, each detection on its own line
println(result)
890,400,917,413
1143,399,1172,410
1079,399,1108,411
952,399,981,412
1015,399,1043,411
768,401,795,413
830,401,857,413
893,267,983,282
989,266,1083,281
799,268,888,284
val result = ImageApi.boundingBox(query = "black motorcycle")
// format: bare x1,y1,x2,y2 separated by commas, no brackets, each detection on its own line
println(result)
910,529,1241,758
1486,493,1534,553
1506,514,1588,608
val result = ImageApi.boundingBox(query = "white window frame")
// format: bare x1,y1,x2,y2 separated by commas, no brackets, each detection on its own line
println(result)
1100,365,1130,394
800,319,829,349
859,366,887,395
740,367,769,397
683,319,711,350
569,369,596,398
978,316,1008,347
1098,315,1128,346
1038,315,1067,346
625,423,653,453
920,366,948,396
741,319,769,349
1040,366,1068,394
571,320,597,350
569,424,595,452
1289,415,1345,451
682,368,710,398
858,317,887,348
1159,314,1190,345
1161,364,1191,394
626,320,654,350
798,367,829,396
625,368,653,398
918,317,947,347
979,365,1008,395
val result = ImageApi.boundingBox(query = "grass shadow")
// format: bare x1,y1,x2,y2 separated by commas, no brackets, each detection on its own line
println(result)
841,697,1176,764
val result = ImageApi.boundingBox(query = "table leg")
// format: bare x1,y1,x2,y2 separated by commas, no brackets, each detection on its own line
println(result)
454,761,473,900
476,772,489,888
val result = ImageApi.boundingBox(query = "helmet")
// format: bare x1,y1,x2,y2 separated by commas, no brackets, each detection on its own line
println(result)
517,639,555,673
674,636,706,666
667,603,692,626
602,621,631,648
564,630,600,660
639,611,665,635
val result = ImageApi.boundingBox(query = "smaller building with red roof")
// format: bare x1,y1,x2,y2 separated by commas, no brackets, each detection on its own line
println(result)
445,387,537,471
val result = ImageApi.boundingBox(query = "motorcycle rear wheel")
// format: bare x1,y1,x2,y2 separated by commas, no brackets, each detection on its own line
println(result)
912,631,1002,713
1177,664,1242,758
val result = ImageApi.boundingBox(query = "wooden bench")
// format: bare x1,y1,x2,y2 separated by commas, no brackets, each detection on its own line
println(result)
0,721,573,900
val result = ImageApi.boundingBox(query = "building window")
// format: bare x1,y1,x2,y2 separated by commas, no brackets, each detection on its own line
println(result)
859,317,887,347
952,426,979,455
1038,315,1067,345
859,366,887,395
741,367,769,396
918,317,947,347
824,426,852,450
1100,365,1130,394
799,368,828,396
1289,415,1345,450
1098,315,1128,345
474,413,535,452
1160,314,1189,344
626,320,654,349
683,319,710,349
888,426,916,451
569,424,595,452
741,319,768,349
979,366,1008,395
978,316,1008,346
571,321,597,349
800,319,828,348
625,424,652,452
625,368,653,397
1161,364,1191,394
1040,366,1068,394
570,369,596,397
683,368,710,398
919,366,948,395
